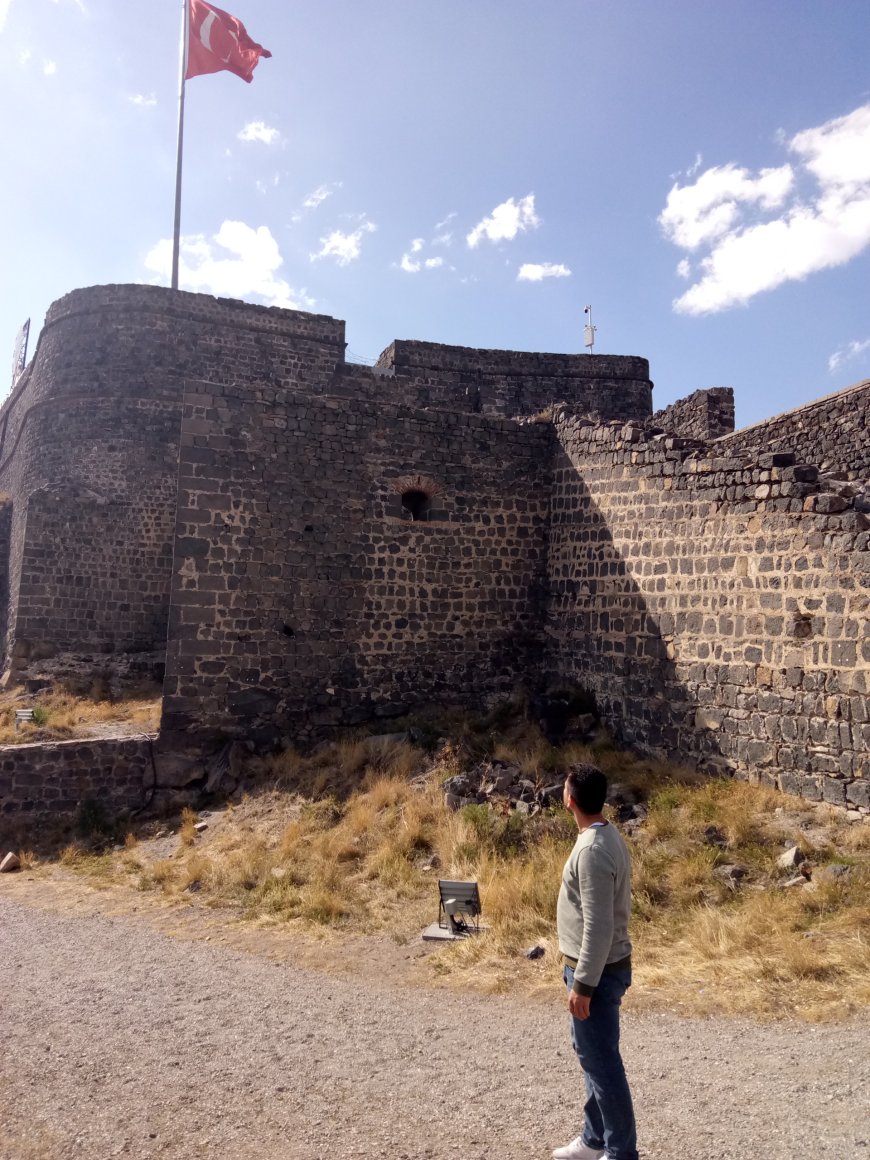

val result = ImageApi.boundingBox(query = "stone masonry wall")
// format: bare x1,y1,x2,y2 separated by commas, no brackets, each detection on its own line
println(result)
719,378,870,480
376,341,653,421
652,387,735,441
0,285,345,671
162,387,552,745
0,501,12,655
2,283,867,820
0,391,182,669
546,413,870,808
16,486,173,655
0,735,154,846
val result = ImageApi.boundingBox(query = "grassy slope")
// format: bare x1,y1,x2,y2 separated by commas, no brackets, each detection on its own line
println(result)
52,710,870,1022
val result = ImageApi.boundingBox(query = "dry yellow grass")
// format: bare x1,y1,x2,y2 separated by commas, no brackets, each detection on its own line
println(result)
178,806,198,847
53,719,870,1021
0,684,161,745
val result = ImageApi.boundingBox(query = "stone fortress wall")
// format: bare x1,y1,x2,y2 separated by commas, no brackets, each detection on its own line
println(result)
0,283,868,838
164,390,553,746
546,415,870,811
716,378,870,481
0,288,184,667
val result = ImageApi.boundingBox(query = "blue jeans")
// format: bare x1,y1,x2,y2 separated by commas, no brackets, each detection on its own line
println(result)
563,964,638,1160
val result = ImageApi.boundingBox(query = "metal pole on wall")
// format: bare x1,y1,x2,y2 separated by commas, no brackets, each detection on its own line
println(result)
171,0,189,291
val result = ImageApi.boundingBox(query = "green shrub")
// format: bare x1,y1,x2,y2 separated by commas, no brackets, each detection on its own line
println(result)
76,797,111,838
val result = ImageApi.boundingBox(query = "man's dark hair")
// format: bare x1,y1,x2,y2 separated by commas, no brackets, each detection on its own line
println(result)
564,763,608,814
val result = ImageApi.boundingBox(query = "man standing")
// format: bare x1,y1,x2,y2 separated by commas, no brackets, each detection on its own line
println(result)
553,764,638,1160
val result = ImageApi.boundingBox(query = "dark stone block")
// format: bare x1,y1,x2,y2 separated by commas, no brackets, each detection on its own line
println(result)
227,688,280,717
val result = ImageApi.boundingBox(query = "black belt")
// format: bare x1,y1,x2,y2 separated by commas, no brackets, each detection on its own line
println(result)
563,953,632,974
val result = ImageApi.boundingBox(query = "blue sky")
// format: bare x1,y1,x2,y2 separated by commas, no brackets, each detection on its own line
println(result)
1,0,869,428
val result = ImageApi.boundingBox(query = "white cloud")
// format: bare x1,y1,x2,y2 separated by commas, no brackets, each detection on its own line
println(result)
238,120,280,146
303,182,341,209
143,221,315,310
311,220,376,266
660,164,794,251
467,194,539,248
255,173,280,194
20,50,59,76
398,235,446,273
517,262,571,282
661,102,870,315
432,213,457,246
791,108,870,190
128,93,157,108
828,337,870,374
676,258,691,279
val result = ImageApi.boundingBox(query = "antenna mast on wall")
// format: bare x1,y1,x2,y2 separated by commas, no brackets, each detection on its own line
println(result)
583,305,596,354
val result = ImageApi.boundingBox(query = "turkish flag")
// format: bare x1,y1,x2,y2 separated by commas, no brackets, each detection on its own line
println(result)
186,0,271,84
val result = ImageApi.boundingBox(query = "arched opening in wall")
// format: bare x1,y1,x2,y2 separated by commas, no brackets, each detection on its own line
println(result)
389,474,441,522
401,489,431,522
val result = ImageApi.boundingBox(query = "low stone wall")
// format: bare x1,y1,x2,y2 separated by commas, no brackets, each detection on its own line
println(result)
0,736,155,846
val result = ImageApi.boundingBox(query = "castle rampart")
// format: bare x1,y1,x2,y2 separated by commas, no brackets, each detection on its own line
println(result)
0,284,867,839
547,413,869,808
0,285,346,670
717,378,870,480
376,340,653,420
162,388,553,745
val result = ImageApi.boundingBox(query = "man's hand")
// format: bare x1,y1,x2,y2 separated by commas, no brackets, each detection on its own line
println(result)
568,990,591,1021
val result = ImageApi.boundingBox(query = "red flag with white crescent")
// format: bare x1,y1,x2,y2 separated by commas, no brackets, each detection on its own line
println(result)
186,0,271,84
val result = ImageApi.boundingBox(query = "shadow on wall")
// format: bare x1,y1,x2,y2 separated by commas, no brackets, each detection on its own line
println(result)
0,499,12,662
544,440,725,774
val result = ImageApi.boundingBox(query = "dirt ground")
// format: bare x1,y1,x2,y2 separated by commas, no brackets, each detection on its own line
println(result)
1,869,868,1160
0,865,434,991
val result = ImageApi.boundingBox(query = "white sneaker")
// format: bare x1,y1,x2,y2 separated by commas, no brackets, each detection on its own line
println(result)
551,1136,605,1160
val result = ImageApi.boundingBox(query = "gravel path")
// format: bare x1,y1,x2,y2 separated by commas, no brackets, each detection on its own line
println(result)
1,896,868,1160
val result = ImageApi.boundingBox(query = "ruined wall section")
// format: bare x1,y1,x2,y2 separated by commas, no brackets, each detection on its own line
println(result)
162,383,551,746
652,387,735,441
719,378,870,480
0,285,344,670
546,414,869,809
376,341,653,421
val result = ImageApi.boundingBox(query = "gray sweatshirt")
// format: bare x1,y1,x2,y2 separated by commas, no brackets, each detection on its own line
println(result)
556,821,632,994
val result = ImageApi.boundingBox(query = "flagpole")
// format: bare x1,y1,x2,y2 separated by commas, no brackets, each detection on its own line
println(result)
171,0,189,291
